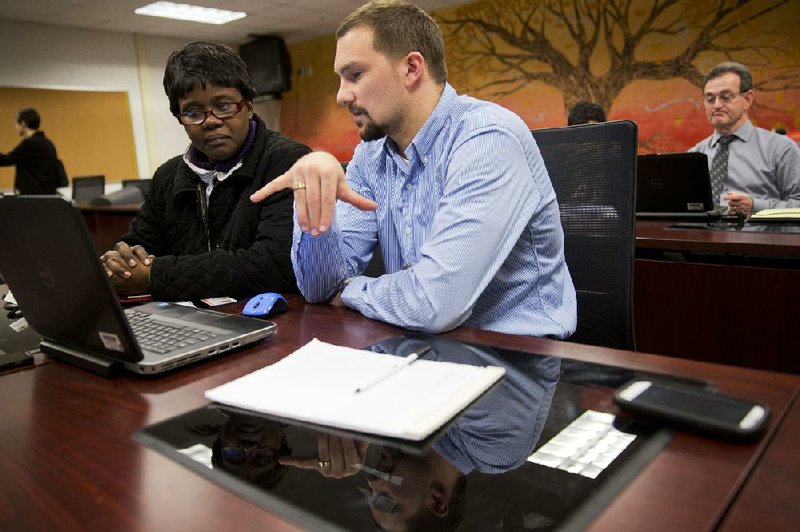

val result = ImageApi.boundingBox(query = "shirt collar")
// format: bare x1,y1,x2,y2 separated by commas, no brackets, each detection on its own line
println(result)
381,83,456,164
712,119,753,146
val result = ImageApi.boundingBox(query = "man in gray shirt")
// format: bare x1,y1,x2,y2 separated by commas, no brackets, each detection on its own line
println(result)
689,62,800,215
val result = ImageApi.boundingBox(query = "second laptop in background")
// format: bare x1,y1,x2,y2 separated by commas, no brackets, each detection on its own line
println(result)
636,152,723,219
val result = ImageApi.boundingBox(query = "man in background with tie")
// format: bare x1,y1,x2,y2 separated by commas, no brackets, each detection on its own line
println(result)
689,62,800,215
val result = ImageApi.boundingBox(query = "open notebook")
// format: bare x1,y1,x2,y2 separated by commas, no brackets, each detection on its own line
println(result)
205,339,506,441
749,208,800,222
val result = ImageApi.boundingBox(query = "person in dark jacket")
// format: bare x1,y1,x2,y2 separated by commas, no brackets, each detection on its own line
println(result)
100,41,311,301
0,108,63,194
567,102,606,126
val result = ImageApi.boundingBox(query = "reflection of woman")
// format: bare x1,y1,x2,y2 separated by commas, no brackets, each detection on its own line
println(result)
211,410,292,489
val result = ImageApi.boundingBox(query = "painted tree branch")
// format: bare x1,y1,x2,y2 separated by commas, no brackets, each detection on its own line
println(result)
439,0,797,112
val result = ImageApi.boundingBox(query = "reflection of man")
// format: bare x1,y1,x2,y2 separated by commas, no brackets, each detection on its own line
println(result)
358,336,560,531
252,0,575,337
364,447,466,531
689,62,800,215
0,108,62,195
278,432,368,479
100,41,310,300
211,410,291,488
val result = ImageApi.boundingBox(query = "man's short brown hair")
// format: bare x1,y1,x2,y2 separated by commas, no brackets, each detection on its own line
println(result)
336,0,447,84
703,62,753,93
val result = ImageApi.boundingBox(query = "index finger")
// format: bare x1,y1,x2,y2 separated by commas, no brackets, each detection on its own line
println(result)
250,171,294,203
337,182,378,212
277,456,321,470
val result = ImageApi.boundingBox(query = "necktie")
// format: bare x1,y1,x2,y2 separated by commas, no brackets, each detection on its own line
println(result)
710,135,735,205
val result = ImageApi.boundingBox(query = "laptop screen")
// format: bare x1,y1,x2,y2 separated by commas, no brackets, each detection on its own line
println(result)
636,153,714,215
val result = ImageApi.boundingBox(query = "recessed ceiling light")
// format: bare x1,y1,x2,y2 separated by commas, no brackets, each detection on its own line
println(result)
135,1,246,25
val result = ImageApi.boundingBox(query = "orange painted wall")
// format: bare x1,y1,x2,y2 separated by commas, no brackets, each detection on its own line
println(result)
281,0,800,158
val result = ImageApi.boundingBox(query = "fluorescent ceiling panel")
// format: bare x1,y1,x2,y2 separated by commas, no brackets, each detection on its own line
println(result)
135,1,246,25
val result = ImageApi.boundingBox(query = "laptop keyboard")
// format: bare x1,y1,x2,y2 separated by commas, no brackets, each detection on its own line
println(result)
125,309,217,355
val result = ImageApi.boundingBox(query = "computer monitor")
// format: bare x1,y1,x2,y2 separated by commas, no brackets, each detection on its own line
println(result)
71,175,106,202
121,179,152,196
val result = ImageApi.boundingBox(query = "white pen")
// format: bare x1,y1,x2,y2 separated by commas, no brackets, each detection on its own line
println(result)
354,345,433,394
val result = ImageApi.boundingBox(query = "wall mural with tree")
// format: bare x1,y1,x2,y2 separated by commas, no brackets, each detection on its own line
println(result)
281,0,800,159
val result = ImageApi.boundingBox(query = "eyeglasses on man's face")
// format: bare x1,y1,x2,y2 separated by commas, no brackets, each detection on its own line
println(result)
703,91,742,105
177,99,246,126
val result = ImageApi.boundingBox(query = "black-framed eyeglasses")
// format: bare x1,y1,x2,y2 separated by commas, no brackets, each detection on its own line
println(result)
703,91,741,105
176,99,246,126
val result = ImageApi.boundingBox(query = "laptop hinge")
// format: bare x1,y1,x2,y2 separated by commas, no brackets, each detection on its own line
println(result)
40,340,122,377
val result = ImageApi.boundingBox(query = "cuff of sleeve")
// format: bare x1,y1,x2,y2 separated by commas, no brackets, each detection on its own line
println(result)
340,275,371,307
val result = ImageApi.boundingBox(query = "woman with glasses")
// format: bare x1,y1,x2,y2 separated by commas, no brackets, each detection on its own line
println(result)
100,41,311,301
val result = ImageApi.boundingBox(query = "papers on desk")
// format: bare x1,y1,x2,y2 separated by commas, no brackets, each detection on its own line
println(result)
205,339,506,441
749,208,800,222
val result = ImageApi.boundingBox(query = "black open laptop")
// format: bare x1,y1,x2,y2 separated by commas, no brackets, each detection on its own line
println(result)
0,196,275,376
636,153,724,219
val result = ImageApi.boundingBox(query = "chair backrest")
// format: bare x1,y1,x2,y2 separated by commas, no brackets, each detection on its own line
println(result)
531,120,638,350
121,179,152,196
71,175,106,202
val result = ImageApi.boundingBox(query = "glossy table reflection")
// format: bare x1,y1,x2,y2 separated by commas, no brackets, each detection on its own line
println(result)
0,298,797,530
138,335,680,530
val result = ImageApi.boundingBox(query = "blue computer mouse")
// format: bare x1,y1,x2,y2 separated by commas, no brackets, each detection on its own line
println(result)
242,292,288,318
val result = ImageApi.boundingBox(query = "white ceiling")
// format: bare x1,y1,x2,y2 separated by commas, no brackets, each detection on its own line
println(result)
0,0,468,44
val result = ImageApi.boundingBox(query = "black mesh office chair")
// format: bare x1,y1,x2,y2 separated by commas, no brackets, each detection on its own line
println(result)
71,175,106,202
531,120,638,350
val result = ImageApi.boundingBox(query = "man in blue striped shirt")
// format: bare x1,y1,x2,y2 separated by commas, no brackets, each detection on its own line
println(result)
251,0,576,337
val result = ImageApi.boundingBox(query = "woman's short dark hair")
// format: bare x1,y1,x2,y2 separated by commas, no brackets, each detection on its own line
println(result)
163,41,257,116
17,108,41,129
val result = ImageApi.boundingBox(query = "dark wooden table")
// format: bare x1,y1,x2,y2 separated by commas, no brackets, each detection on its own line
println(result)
73,207,799,373
0,297,797,531
634,220,800,373
636,219,800,257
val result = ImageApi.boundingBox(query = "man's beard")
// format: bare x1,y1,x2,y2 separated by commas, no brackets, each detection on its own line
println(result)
359,119,388,141
350,104,391,142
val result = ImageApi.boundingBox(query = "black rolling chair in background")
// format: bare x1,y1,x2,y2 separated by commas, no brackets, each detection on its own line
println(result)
71,175,106,202
531,120,638,350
